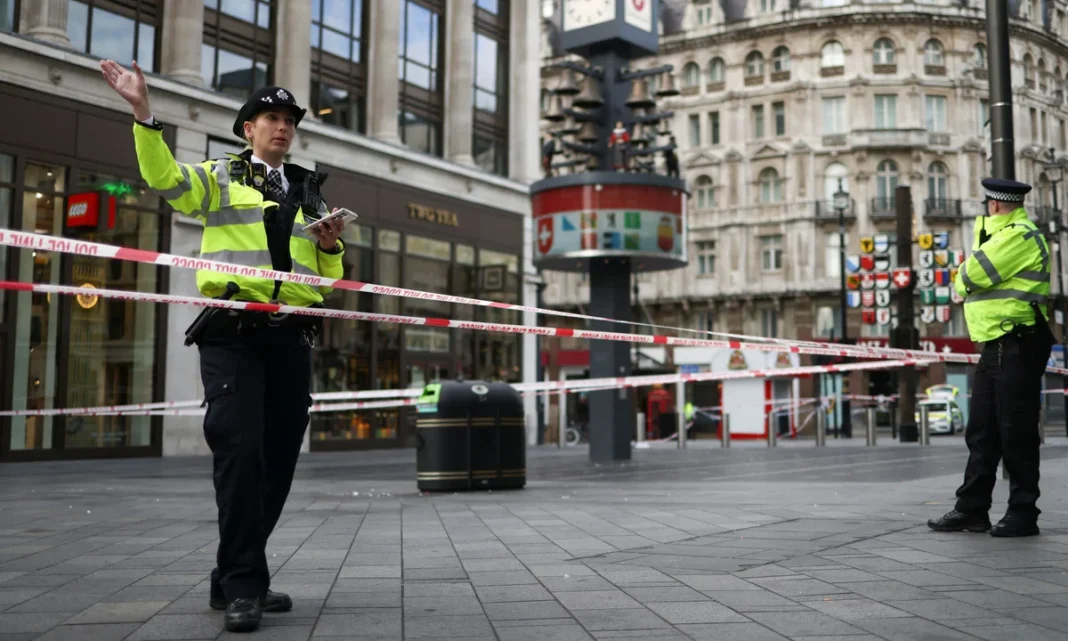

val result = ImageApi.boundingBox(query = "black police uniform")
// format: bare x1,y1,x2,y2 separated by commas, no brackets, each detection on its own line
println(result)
928,178,1055,538
190,86,333,631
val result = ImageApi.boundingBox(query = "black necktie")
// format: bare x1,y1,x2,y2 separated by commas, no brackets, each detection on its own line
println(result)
266,169,286,203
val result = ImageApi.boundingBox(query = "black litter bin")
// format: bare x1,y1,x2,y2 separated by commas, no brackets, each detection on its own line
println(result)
415,380,526,492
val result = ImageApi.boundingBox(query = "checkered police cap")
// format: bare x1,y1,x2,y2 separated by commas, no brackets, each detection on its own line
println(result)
981,177,1031,203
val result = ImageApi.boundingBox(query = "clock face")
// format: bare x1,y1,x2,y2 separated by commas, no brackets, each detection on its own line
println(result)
563,0,616,30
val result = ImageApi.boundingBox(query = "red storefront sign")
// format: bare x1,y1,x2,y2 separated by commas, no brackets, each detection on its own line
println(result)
66,191,116,229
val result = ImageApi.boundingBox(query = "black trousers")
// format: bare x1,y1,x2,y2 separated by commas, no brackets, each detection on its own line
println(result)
198,318,312,602
954,323,1052,520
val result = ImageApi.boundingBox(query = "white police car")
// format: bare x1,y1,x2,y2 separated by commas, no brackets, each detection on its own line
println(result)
914,385,965,435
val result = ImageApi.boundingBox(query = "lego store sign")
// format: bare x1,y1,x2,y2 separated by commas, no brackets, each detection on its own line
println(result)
66,191,116,229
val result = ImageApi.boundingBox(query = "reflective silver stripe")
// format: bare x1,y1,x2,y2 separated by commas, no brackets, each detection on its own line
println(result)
192,164,212,211
967,289,1048,304
293,261,318,277
1017,270,1051,282
291,222,312,239
200,249,272,267
205,207,263,227
214,160,231,209
157,165,193,200
1023,228,1050,272
960,262,980,293
973,249,1002,285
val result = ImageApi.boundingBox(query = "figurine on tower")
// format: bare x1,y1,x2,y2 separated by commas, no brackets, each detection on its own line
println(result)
608,121,631,171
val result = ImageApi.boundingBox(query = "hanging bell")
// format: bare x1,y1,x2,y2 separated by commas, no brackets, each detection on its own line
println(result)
557,113,581,135
625,79,656,109
572,77,604,109
543,93,566,122
554,69,580,96
655,70,680,97
586,155,600,171
577,121,599,143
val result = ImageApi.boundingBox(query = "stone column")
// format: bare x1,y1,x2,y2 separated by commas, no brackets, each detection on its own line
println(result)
367,0,401,144
273,0,313,108
445,0,475,165
508,0,541,182
22,0,70,46
160,0,204,86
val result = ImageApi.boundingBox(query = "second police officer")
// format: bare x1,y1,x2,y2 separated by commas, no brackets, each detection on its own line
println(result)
99,59,347,633
928,178,1055,538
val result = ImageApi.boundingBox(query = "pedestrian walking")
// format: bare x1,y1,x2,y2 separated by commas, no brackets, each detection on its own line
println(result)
100,59,347,632
928,178,1055,538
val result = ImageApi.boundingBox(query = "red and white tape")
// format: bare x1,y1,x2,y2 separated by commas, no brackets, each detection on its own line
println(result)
0,228,978,364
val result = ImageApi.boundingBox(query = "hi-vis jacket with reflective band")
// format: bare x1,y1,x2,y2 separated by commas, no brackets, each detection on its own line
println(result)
132,122,344,306
955,207,1050,343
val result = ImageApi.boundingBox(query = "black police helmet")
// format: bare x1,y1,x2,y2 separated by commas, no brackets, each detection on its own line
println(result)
232,86,307,139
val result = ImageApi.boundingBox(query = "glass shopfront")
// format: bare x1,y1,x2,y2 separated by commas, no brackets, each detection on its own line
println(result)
0,87,171,462
309,168,523,450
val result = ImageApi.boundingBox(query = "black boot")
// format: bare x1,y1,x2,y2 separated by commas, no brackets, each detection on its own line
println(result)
212,590,291,613
224,598,262,633
927,510,991,533
990,514,1039,538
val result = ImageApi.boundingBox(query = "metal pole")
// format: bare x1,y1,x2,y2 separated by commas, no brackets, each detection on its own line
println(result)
986,0,1016,179
557,385,566,448
721,414,730,448
894,185,919,441
767,410,778,448
836,182,853,438
1054,188,1068,438
919,404,930,446
866,406,877,446
677,378,687,449
816,405,827,447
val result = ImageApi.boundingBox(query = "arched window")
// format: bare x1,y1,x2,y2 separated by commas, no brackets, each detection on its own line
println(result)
973,43,987,68
746,51,765,78
821,41,845,68
824,163,849,203
924,39,944,66
707,57,726,83
694,175,715,209
876,160,899,203
759,167,782,204
682,61,701,87
772,46,790,73
1023,53,1034,87
927,162,948,204
873,38,895,65
1039,59,1048,92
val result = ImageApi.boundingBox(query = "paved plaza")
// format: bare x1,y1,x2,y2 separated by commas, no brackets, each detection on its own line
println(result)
4,436,1068,640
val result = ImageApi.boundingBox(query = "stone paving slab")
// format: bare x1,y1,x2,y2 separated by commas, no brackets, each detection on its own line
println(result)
3,438,1068,639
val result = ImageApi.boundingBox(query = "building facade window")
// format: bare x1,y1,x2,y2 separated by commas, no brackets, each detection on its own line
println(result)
745,51,764,78
772,46,790,72
924,39,944,66
759,167,782,203
473,0,509,176
824,162,848,201
696,240,716,274
707,57,725,83
822,96,845,133
874,94,897,129
694,176,714,209
695,2,713,25
876,159,899,202
761,308,779,338
826,231,846,278
398,0,444,156
761,235,783,272
773,101,785,136
752,104,765,138
1,0,14,32
310,0,367,134
709,111,720,144
925,95,947,132
973,43,987,68
821,40,844,67
67,0,160,72
873,38,895,65
928,161,949,203
682,61,700,87
688,114,700,147
202,0,274,100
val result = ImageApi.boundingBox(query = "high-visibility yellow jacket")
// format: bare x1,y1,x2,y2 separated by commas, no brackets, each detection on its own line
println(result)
132,122,344,306
955,207,1050,342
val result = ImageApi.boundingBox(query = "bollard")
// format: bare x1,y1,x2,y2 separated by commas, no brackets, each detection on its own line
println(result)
636,411,645,444
721,414,731,448
816,408,827,447
919,405,930,445
767,416,777,448
866,407,877,446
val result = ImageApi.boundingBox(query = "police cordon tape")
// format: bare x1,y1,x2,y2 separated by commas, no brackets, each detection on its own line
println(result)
0,227,983,364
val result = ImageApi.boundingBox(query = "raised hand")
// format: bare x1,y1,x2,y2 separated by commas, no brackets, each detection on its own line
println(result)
99,59,151,121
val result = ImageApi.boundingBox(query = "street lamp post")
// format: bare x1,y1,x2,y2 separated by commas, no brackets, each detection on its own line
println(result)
834,179,852,437
1044,155,1066,436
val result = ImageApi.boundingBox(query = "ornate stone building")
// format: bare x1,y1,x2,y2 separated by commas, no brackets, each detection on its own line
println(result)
539,0,1068,401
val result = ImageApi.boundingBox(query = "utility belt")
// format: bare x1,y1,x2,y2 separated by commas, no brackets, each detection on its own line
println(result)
983,300,1055,348
184,282,323,348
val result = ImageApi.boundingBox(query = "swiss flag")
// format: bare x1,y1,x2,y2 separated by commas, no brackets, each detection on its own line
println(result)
537,217,553,255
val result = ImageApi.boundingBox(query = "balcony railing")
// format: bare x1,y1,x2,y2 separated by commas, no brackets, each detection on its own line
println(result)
924,198,962,220
851,128,928,149
814,199,856,221
870,197,898,220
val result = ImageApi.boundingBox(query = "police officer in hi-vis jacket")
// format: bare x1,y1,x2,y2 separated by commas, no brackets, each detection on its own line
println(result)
100,59,347,633
928,177,1055,538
